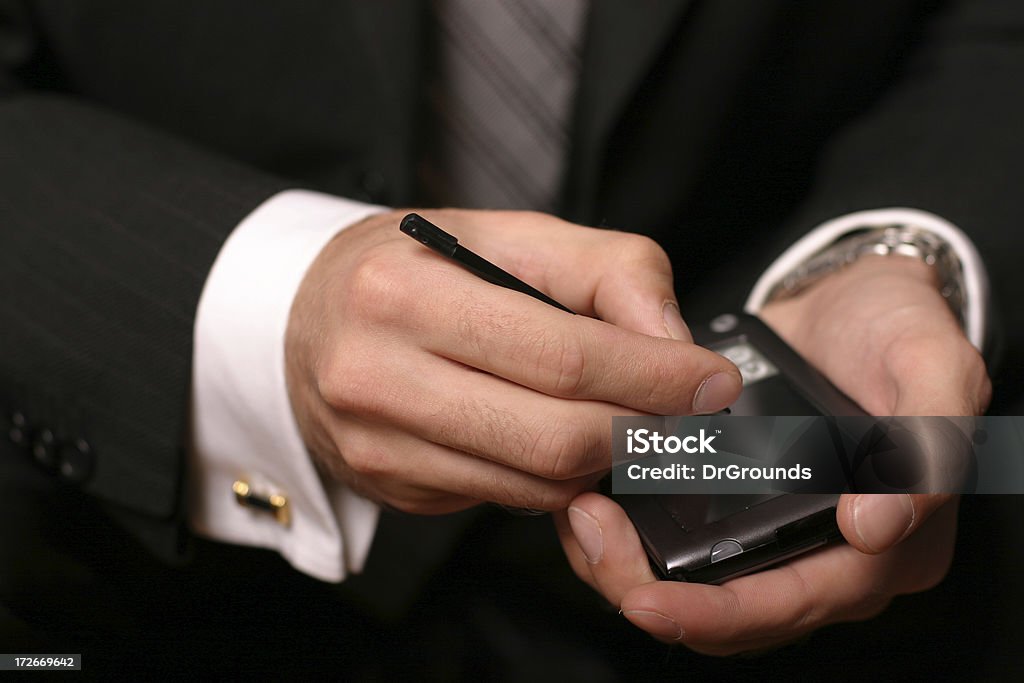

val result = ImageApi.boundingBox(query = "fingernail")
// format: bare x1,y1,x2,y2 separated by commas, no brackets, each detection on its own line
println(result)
568,506,603,564
852,494,915,552
662,301,692,342
623,610,683,641
693,372,741,414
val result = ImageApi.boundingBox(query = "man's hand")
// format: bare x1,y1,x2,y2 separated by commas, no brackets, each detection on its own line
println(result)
556,254,991,655
285,209,741,514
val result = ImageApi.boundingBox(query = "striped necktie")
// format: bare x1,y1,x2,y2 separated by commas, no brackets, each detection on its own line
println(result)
422,0,589,212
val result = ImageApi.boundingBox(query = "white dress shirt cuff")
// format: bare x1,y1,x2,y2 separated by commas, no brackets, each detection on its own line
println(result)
745,207,990,352
190,189,386,583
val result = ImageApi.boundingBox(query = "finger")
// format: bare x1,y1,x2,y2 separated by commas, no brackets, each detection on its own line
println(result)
837,492,954,554
620,543,891,653
563,492,659,607
330,418,603,512
323,341,635,479
412,284,739,415
553,510,600,593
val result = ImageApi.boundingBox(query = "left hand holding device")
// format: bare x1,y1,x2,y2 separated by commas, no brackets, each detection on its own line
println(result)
556,255,991,654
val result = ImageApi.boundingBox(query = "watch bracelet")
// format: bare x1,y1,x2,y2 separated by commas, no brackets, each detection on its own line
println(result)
765,224,966,330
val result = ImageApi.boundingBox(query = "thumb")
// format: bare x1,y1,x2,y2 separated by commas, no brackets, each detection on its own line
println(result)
837,493,955,554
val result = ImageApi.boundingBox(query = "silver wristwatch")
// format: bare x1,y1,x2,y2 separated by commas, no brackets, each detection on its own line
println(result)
764,224,967,330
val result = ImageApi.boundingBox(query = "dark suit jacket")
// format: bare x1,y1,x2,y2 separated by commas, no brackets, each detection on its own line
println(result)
2,0,1024,677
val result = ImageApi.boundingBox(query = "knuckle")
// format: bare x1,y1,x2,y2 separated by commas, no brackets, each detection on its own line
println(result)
617,232,671,268
344,442,392,477
526,423,591,480
315,345,402,422
344,249,413,323
314,354,350,408
485,469,523,506
778,566,821,633
528,329,588,397
453,297,592,399
316,351,382,416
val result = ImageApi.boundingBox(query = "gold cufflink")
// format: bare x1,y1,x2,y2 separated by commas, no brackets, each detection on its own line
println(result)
232,480,291,527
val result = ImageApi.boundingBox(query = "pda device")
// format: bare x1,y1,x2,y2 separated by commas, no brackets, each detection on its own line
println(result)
613,313,867,584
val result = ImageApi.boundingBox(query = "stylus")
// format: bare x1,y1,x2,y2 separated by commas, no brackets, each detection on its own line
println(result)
400,213,576,314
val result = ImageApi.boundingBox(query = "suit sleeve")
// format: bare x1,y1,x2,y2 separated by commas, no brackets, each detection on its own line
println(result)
764,0,1024,392
0,7,291,554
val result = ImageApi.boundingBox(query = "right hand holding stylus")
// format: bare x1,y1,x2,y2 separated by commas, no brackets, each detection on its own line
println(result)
285,208,741,513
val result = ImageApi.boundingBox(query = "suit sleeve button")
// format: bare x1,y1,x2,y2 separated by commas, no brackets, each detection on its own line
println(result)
8,412,28,446
31,428,58,469
58,438,94,484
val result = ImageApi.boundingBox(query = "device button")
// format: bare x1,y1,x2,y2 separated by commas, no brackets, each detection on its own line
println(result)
710,314,738,333
710,539,744,563
57,438,94,484
31,428,58,469
719,343,753,365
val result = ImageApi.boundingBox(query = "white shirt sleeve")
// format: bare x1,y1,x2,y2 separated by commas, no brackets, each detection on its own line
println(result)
745,207,990,352
189,189,386,583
